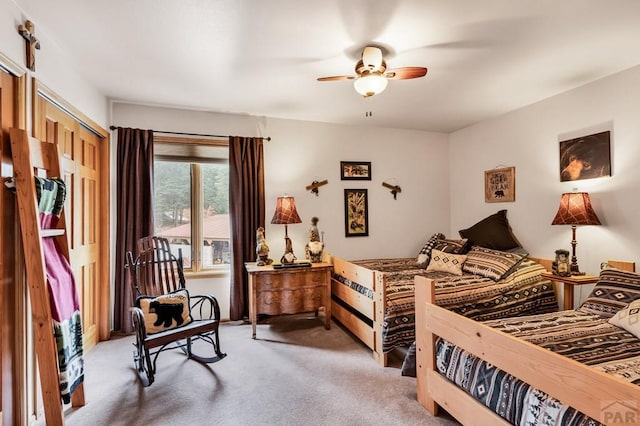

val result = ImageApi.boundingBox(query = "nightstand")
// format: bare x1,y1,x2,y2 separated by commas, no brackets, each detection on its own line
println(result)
540,272,599,310
245,262,332,339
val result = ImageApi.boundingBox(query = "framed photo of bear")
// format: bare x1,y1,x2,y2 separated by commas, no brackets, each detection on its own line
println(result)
559,131,611,182
484,166,515,203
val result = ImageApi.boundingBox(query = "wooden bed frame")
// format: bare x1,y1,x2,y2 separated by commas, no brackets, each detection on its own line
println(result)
330,255,554,367
331,255,388,366
415,260,639,425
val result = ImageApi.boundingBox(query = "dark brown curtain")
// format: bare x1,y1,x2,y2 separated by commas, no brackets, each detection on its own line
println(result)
229,136,265,320
113,127,155,333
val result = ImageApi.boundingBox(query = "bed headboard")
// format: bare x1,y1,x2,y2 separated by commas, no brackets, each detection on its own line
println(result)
606,259,636,272
528,256,552,272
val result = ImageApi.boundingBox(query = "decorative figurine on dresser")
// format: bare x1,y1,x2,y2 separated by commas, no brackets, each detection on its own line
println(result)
552,249,571,276
305,216,324,263
255,227,272,266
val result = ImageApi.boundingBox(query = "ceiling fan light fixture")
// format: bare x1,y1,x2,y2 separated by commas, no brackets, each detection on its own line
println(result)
353,74,388,97
362,46,383,70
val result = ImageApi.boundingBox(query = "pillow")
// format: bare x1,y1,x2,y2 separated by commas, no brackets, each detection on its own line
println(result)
426,249,467,276
433,238,469,254
416,232,445,267
458,210,522,251
578,268,640,318
507,246,529,256
609,299,640,338
462,246,526,281
136,288,192,334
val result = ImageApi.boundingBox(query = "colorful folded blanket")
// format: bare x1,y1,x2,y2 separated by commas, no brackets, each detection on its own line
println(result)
35,176,84,404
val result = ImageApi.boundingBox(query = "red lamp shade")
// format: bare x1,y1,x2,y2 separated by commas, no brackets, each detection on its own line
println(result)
551,192,601,275
551,192,601,226
271,196,302,225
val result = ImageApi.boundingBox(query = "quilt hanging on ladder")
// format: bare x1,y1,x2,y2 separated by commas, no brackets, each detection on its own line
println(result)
36,176,84,404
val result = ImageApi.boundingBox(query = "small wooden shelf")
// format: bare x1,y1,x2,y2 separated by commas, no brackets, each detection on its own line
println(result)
41,229,65,237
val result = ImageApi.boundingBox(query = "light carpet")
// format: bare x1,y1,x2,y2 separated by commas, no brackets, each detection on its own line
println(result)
45,315,459,425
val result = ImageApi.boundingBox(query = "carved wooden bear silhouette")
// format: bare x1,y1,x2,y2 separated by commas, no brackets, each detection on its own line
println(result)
150,301,185,328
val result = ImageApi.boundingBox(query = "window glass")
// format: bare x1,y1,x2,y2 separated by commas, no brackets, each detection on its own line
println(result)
154,161,193,268
202,162,230,267
153,148,230,272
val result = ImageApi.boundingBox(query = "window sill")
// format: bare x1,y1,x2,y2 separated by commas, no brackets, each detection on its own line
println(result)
184,269,230,279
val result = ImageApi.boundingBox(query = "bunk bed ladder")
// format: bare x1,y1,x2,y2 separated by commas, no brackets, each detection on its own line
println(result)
8,127,85,425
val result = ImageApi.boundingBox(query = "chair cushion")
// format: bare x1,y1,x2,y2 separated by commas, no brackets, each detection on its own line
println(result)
137,288,193,334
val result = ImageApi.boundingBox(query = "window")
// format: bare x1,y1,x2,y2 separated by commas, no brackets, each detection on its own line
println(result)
153,136,229,272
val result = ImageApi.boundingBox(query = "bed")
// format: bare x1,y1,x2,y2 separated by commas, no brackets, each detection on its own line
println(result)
331,252,558,366
415,261,640,425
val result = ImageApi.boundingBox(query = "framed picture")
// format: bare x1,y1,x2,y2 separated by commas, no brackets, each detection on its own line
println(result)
344,189,368,237
340,161,371,180
484,166,515,203
559,130,611,182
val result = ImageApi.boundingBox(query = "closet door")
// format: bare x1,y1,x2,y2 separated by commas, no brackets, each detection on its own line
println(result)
0,67,19,426
35,95,108,352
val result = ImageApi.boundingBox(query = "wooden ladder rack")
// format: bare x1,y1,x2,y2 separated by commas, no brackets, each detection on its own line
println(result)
9,128,85,425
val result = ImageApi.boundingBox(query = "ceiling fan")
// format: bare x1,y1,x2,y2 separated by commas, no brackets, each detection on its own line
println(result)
317,46,428,98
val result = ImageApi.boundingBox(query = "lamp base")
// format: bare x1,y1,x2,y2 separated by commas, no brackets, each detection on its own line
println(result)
569,225,585,275
570,263,585,276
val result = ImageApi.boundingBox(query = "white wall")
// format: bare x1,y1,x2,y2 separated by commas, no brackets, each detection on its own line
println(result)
0,0,109,127
449,65,640,306
113,103,451,319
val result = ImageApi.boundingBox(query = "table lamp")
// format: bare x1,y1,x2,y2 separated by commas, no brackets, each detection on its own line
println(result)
271,196,302,263
551,192,601,275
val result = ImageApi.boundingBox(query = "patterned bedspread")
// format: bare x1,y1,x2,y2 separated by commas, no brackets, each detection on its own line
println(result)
333,258,558,353
436,310,640,425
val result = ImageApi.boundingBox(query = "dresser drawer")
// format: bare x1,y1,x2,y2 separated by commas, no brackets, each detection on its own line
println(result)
256,287,325,315
255,270,326,291
245,262,332,338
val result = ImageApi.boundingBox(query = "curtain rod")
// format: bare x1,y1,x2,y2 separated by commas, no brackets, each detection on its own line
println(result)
109,126,271,141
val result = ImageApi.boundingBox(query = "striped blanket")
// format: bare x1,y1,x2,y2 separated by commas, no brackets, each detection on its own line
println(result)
436,310,640,425
336,258,557,353
36,177,84,404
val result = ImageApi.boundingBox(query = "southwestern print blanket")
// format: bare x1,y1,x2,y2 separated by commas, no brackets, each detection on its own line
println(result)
436,310,640,425
36,176,84,404
333,258,557,353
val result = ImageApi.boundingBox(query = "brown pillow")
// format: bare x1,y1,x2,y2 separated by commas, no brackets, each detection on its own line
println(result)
458,210,522,251
579,268,640,318
462,246,526,281
433,238,469,254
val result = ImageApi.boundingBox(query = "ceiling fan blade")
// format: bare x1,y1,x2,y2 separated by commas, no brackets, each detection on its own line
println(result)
384,67,428,80
317,75,356,81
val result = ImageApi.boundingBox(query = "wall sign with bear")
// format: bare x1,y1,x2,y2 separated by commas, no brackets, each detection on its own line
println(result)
484,166,515,203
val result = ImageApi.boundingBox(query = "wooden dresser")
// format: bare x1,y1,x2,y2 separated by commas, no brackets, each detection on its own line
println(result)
245,262,332,338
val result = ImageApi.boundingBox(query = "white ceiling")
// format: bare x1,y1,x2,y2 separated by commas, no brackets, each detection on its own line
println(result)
15,0,640,133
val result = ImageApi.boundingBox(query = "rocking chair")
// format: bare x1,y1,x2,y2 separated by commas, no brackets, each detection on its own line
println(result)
126,236,226,386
